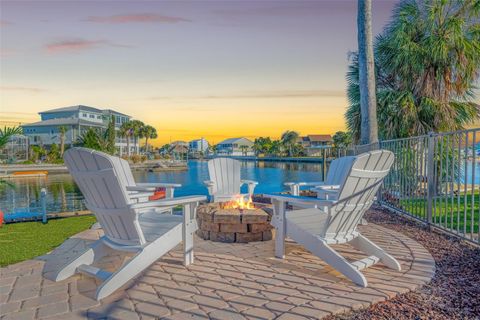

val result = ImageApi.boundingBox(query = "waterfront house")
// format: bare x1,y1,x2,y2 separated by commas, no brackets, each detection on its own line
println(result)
21,105,138,155
216,137,254,156
298,134,333,156
189,138,209,152
189,138,209,157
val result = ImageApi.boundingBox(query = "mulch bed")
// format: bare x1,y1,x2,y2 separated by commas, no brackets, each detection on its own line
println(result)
327,206,480,320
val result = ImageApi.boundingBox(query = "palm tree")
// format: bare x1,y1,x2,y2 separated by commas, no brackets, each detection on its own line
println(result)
140,125,157,153
129,120,145,154
0,126,22,149
0,126,22,188
281,130,300,157
58,126,68,157
119,122,133,156
357,0,378,145
239,145,249,156
347,0,480,141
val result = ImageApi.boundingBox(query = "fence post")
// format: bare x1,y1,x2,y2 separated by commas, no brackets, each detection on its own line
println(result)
322,148,327,181
41,188,47,224
426,132,435,229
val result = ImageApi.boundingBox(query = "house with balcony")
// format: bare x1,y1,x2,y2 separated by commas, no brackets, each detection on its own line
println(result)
298,134,333,156
21,105,138,155
216,137,254,156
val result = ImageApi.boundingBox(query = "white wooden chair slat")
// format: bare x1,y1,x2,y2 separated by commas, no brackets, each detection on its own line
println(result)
205,157,257,202
52,147,206,300
271,150,401,288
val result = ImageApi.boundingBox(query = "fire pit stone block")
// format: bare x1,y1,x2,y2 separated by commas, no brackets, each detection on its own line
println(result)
249,223,272,233
241,211,269,224
220,223,248,233
237,232,263,243
210,231,235,243
213,210,241,224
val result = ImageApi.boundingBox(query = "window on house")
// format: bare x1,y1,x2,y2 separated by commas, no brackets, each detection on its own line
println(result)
97,115,102,119
90,114,95,118
83,113,87,117
116,116,121,124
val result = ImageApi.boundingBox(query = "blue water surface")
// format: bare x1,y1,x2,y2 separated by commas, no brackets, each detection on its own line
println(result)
1,160,325,215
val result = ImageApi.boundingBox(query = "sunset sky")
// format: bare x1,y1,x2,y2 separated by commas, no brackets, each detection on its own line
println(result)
0,0,398,146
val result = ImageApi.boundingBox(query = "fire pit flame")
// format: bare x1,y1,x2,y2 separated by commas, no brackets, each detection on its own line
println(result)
221,195,255,210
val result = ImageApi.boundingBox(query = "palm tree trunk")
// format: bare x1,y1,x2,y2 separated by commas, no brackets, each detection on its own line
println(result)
358,0,378,145
60,134,65,157
145,137,149,153
127,135,131,156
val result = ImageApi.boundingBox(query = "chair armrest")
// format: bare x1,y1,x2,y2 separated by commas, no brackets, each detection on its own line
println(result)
129,192,154,199
203,180,215,196
266,194,336,208
314,185,340,190
241,180,258,185
130,195,207,210
284,182,325,196
127,186,156,192
135,183,182,188
241,180,258,195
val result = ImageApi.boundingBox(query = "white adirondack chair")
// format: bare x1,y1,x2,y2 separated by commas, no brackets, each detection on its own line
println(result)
204,157,258,202
285,156,355,200
269,150,400,287
53,148,206,300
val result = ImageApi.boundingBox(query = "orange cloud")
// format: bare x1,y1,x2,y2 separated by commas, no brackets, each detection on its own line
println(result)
86,13,190,24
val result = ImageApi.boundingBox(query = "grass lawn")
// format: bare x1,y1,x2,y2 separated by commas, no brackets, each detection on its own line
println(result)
400,192,479,234
0,216,96,267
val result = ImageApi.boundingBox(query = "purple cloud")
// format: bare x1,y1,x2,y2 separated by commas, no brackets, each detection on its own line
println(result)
86,13,190,24
45,39,131,54
0,20,13,27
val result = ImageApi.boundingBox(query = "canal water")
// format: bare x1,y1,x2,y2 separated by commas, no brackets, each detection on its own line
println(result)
0,160,325,215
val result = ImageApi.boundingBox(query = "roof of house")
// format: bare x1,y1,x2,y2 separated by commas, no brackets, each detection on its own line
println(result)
103,109,130,117
21,118,105,128
306,135,333,142
39,105,104,114
217,137,253,145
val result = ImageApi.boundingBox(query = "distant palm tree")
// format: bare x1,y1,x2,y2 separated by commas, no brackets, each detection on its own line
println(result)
347,0,480,141
129,120,145,154
281,130,300,157
0,126,22,188
357,0,378,145
58,126,68,157
0,126,22,149
140,125,157,153
239,145,249,156
119,122,133,156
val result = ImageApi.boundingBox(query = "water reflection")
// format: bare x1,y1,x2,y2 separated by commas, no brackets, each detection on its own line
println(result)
0,160,325,215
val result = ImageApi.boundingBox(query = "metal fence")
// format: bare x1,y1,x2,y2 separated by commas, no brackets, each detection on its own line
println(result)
374,128,480,244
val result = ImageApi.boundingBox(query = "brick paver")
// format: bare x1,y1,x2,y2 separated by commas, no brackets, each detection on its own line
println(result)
0,223,435,319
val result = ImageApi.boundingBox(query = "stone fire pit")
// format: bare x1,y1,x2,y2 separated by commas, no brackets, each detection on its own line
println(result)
196,202,273,243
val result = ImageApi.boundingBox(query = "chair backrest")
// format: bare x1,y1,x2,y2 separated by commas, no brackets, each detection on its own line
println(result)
64,148,142,245
323,150,394,240
207,158,241,196
325,156,356,185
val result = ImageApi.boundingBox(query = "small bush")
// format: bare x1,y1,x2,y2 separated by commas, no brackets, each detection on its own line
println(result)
140,155,147,163
130,154,141,164
20,160,35,165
